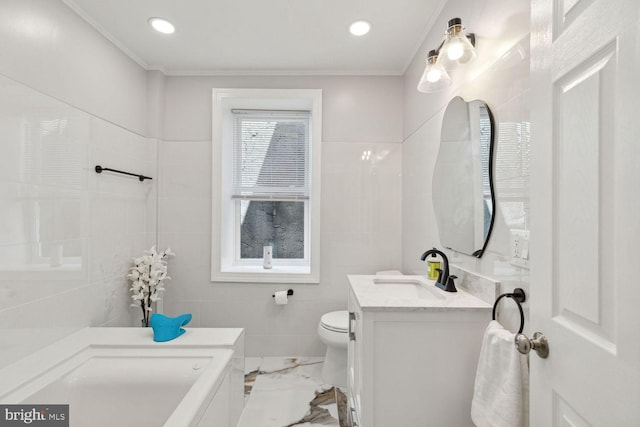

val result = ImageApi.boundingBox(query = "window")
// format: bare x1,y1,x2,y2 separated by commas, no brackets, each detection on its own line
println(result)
233,110,309,263
211,89,322,283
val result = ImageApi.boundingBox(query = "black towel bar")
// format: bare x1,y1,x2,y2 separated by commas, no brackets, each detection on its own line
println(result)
492,288,526,333
95,165,153,182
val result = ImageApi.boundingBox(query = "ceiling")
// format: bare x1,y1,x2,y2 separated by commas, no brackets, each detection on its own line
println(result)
62,0,448,76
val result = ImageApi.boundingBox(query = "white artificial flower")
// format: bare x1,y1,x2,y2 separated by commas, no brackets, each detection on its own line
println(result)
128,246,175,325
151,270,166,282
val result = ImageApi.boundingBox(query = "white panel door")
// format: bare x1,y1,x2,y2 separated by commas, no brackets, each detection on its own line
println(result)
530,0,640,425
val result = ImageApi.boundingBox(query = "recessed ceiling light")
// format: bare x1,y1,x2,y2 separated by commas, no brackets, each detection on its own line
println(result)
349,20,371,36
148,17,175,34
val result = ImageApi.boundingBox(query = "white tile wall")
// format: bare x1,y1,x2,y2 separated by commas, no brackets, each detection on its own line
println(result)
0,74,157,369
162,76,404,142
159,139,402,356
401,0,532,334
158,74,404,357
0,0,148,136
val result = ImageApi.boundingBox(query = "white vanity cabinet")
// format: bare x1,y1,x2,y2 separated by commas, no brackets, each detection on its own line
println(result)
347,275,491,427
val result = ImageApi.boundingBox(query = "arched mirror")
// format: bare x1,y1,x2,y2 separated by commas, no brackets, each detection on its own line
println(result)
433,96,496,257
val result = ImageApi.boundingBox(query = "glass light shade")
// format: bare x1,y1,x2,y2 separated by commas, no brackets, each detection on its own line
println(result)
417,55,452,93
439,19,476,66
441,33,476,64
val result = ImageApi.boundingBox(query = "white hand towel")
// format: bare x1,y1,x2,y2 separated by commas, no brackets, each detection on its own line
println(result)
471,320,529,427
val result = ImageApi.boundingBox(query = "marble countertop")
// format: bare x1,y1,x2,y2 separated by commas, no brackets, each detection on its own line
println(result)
348,274,492,312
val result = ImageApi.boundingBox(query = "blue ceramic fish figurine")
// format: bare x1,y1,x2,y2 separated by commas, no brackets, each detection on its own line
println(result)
150,313,192,342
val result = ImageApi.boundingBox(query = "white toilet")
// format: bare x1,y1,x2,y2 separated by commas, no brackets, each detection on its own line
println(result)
318,271,402,388
317,310,349,388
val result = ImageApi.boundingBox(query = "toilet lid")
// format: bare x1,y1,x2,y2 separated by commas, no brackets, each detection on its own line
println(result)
320,310,349,333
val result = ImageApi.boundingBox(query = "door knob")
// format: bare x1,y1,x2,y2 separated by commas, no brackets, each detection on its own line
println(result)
515,332,549,358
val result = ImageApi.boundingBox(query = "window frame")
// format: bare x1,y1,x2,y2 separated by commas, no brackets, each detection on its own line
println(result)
211,88,322,283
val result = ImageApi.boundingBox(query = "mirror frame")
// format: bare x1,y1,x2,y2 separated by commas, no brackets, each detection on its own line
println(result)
433,96,496,258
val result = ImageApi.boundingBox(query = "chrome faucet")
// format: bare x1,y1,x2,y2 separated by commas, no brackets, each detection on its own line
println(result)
420,247,457,292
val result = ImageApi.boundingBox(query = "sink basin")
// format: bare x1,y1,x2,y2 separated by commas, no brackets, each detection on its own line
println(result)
372,277,446,300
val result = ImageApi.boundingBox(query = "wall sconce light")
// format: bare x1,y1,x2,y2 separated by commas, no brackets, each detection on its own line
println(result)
417,50,452,93
417,17,476,93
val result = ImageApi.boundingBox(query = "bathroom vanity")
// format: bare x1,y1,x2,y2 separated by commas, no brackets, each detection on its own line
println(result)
347,275,491,427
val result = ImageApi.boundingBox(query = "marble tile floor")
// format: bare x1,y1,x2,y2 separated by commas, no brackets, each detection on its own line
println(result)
238,357,348,427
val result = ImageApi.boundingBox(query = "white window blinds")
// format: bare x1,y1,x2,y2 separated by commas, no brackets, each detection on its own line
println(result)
479,107,492,197
232,109,310,200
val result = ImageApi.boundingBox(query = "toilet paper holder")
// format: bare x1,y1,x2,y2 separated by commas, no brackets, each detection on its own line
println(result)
272,289,294,298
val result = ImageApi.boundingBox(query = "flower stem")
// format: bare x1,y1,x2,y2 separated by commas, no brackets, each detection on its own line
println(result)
140,300,147,327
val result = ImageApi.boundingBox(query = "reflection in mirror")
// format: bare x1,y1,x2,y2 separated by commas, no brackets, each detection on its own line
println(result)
433,96,495,257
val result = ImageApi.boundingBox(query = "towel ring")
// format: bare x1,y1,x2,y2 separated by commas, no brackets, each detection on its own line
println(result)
492,288,526,334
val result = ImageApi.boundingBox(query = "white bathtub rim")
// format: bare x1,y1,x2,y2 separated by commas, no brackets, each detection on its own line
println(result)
0,326,243,398
0,346,232,403
0,327,241,426
165,350,232,427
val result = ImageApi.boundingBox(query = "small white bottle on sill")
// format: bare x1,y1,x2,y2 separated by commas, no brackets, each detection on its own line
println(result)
263,245,273,269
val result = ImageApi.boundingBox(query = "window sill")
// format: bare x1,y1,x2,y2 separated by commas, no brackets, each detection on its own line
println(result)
212,265,318,284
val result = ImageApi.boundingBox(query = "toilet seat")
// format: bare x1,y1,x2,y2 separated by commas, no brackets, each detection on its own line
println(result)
320,310,349,333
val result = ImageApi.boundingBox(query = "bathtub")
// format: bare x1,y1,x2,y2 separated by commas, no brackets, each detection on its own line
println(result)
0,327,245,427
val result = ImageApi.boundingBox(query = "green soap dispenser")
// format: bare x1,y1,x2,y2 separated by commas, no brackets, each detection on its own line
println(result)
427,253,441,280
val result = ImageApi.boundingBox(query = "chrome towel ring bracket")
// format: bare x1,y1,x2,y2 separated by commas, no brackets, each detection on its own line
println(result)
492,288,549,359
